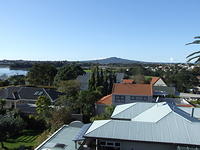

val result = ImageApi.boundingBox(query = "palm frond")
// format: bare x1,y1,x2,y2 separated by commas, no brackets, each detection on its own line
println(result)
186,51,200,58
195,57,200,63
194,36,200,39
186,40,200,45
187,55,200,62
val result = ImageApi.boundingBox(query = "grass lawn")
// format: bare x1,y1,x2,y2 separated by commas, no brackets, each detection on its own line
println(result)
84,69,92,73
1,130,42,150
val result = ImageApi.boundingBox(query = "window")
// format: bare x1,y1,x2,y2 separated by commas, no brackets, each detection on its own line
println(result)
107,142,114,146
134,96,148,101
115,95,125,103
143,96,148,100
100,141,106,146
130,96,136,100
115,143,120,147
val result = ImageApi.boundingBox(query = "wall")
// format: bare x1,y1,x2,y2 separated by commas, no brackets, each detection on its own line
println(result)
95,104,106,114
97,139,176,150
112,94,153,105
121,141,176,150
154,79,167,86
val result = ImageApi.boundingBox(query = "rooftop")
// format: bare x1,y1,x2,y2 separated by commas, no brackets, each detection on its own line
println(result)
122,79,134,84
0,86,62,102
35,121,84,150
85,102,200,146
150,77,160,85
96,94,112,105
112,83,152,96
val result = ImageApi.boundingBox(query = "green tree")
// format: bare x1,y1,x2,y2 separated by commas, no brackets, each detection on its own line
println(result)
56,80,80,111
89,67,96,91
49,107,72,131
27,63,57,86
0,99,6,114
0,112,24,149
89,67,116,95
186,36,200,63
90,105,115,122
57,80,80,95
78,90,102,122
36,96,51,117
54,64,85,85
7,75,25,85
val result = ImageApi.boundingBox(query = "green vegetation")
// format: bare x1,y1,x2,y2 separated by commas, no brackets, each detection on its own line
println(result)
2,130,41,150
0,111,25,149
54,64,85,86
190,100,200,107
27,63,57,86
90,105,115,122
84,69,92,72
89,66,116,95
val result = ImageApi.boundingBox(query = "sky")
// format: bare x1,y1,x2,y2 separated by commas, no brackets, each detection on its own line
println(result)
0,0,200,63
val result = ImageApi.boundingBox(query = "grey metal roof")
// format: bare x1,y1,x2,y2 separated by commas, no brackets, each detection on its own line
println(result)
85,102,200,146
73,123,91,141
35,122,84,150
111,102,155,120
178,107,200,119
0,86,62,101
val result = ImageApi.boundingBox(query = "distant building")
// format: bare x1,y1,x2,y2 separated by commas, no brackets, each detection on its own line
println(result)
76,72,91,90
150,77,167,86
76,72,124,90
0,86,62,113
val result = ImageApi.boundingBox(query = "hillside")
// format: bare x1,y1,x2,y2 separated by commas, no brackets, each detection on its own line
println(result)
80,57,143,64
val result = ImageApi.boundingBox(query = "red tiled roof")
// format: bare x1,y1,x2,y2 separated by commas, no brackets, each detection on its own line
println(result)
150,77,160,85
96,94,112,105
122,79,134,84
112,83,153,96
177,104,194,107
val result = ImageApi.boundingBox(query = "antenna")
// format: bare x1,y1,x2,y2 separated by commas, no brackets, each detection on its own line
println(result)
156,96,159,103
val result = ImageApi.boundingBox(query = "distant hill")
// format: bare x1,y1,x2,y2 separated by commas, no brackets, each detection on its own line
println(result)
80,57,144,64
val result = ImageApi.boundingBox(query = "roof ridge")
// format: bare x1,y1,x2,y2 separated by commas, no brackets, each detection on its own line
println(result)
43,88,53,102
111,103,136,118
131,102,172,123
172,106,200,123
85,120,111,135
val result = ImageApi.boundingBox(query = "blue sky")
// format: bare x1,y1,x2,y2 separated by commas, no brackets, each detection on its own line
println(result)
0,0,200,62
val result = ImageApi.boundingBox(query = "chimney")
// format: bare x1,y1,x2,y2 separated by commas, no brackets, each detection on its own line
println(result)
191,108,195,117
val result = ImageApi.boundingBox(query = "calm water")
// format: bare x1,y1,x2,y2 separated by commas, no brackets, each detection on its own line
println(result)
0,66,28,79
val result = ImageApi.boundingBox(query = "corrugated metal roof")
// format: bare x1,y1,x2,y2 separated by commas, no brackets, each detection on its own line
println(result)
111,103,136,118
85,102,200,146
111,102,155,120
73,123,91,141
178,107,200,119
36,124,83,150
132,102,172,122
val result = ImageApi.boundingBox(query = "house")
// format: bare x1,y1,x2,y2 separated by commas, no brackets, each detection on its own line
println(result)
150,77,167,86
97,83,153,105
96,83,153,114
76,72,91,90
122,79,134,84
84,102,200,150
35,121,89,150
0,86,62,113
112,83,153,105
